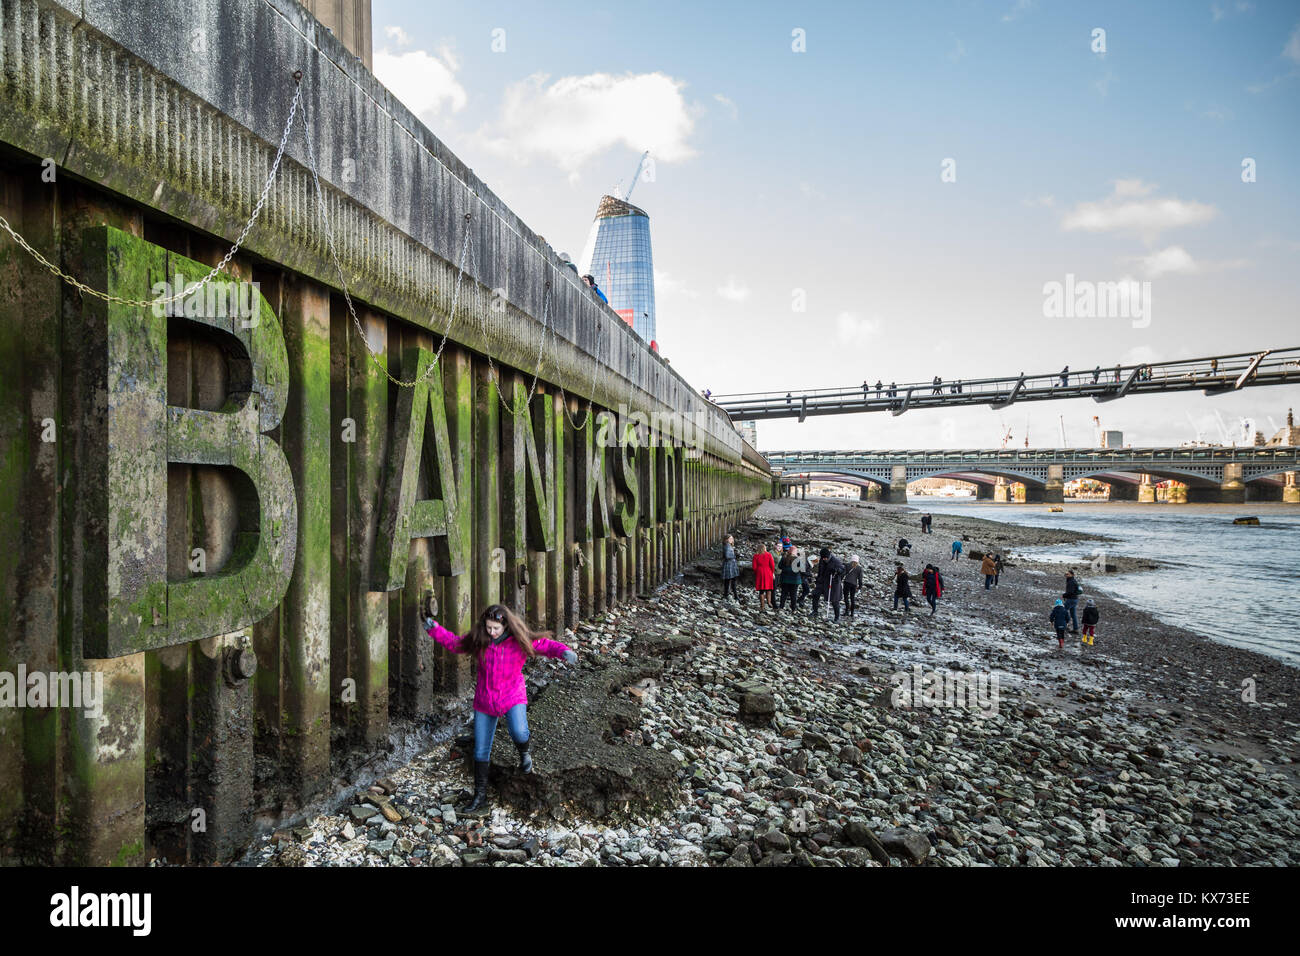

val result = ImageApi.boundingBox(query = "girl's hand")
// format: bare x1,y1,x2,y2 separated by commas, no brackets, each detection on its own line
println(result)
563,649,578,665
425,617,436,630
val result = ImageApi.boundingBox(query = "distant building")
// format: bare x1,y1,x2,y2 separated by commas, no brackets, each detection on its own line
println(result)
299,0,372,69
1266,408,1300,446
736,421,758,448
578,195,656,344
1100,430,1123,448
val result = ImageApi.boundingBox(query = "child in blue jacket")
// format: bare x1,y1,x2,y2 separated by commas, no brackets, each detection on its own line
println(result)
1049,599,1071,650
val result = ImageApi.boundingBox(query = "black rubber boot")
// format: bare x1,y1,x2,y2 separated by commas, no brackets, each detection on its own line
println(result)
516,738,533,774
464,760,489,813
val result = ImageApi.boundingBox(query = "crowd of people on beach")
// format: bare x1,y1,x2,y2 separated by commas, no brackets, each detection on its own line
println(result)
719,514,1101,652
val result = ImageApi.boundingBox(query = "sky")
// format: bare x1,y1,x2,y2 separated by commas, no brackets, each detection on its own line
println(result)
370,0,1300,450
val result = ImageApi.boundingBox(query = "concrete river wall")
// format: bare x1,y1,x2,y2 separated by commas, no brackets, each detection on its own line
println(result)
0,0,770,864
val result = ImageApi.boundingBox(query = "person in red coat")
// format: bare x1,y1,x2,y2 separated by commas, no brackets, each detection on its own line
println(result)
752,543,776,610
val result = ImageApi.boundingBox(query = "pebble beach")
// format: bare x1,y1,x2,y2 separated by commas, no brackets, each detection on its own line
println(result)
248,497,1300,868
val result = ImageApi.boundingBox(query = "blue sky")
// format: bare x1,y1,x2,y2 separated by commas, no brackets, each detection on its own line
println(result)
371,0,1300,449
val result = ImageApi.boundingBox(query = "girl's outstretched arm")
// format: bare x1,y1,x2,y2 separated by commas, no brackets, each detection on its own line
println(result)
427,620,468,653
531,636,571,660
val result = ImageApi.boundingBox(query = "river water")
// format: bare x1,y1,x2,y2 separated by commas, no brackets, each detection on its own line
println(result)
914,499,1300,667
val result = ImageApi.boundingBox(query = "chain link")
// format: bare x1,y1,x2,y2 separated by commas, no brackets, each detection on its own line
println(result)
0,79,303,308
301,95,472,389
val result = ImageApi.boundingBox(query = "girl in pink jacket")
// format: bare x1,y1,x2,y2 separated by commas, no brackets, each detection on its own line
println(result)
426,603,577,812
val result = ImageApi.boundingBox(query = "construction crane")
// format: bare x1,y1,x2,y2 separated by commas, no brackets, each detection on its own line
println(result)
1058,415,1068,449
620,150,651,203
998,419,1013,448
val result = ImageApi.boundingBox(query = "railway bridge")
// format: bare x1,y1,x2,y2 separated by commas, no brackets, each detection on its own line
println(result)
766,446,1300,504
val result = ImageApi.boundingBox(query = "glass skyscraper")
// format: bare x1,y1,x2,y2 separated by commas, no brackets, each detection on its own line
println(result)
578,194,657,345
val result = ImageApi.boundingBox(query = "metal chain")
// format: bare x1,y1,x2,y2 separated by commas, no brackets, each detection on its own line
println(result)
0,78,303,308
300,95,472,389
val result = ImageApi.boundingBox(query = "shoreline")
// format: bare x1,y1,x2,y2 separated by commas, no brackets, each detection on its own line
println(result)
249,497,1298,868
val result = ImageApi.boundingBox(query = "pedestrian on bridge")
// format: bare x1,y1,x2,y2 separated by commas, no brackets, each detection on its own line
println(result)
980,553,997,590
1114,363,1122,383
921,564,943,615
721,534,740,601
1092,366,1101,384
932,376,943,396
863,380,870,398
889,382,897,398
951,538,963,561
875,379,883,397
785,391,792,404
843,555,863,617
752,543,776,610
1059,365,1070,387
892,564,912,613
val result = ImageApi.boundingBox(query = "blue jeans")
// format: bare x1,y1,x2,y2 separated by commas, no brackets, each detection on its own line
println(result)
1063,598,1079,630
984,575,994,590
474,704,529,761
893,594,910,610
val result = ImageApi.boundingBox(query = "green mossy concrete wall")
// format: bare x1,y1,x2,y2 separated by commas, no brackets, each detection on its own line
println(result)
0,0,771,866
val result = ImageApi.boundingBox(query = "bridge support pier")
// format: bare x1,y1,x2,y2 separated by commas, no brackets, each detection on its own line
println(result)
859,486,870,501
1185,464,1246,504
1138,475,1157,503
993,481,1011,503
1285,472,1300,504
1042,464,1065,504
975,483,995,501
885,465,908,504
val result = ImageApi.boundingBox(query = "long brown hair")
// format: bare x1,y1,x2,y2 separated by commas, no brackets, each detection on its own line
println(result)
463,604,553,658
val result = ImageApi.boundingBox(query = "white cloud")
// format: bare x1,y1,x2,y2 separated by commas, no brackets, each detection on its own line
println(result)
835,312,882,346
1286,24,1300,64
384,25,410,47
1062,181,1216,238
1002,0,1035,22
483,72,696,174
1136,246,1197,277
716,277,750,302
655,270,698,299
374,45,467,117
1021,195,1055,208
713,93,739,120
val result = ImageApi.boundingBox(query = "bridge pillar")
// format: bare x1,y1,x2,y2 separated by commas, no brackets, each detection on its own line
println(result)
1138,474,1157,503
975,483,995,501
1186,464,1246,504
885,465,908,504
859,486,870,501
1043,464,1065,504
993,480,1011,503
1106,481,1139,501
1285,472,1300,504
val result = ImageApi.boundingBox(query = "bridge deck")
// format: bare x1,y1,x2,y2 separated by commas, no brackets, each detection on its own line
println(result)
714,348,1300,422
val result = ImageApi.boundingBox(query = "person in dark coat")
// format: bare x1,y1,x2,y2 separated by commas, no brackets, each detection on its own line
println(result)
776,547,801,614
921,564,943,615
794,548,813,608
1062,570,1082,633
1081,598,1099,646
993,553,1004,587
892,563,912,612
720,535,740,601
812,548,845,620
842,555,863,617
